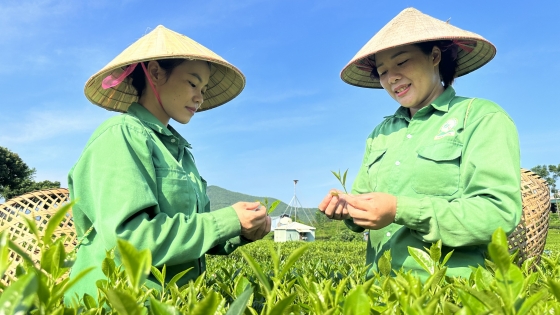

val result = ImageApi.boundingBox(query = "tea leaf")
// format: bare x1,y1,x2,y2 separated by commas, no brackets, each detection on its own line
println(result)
191,291,221,315
343,286,370,315
516,289,547,315
280,244,309,279
43,202,74,246
226,285,253,315
378,249,392,277
0,272,37,315
117,239,152,291
168,267,191,289
331,169,349,193
429,240,442,264
269,293,297,315
0,233,10,278
239,249,271,293
151,266,164,286
106,288,145,315
22,216,40,244
488,243,511,274
149,297,181,315
268,200,280,214
408,247,434,274
548,279,560,301
82,293,97,309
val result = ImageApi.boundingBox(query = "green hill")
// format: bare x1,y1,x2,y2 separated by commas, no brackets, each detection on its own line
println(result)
207,185,318,224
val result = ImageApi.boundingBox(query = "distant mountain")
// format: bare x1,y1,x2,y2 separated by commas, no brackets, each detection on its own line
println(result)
206,185,318,224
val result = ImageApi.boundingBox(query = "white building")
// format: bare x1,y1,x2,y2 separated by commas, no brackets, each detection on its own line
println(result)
272,216,316,242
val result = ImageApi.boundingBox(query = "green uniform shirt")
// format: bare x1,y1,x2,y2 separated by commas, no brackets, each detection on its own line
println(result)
346,87,522,280
66,103,249,301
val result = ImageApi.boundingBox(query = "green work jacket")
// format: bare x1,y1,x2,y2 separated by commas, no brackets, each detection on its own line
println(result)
346,87,522,280
65,103,249,301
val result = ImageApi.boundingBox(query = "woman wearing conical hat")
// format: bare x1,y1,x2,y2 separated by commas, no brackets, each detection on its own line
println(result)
66,25,271,301
319,8,521,280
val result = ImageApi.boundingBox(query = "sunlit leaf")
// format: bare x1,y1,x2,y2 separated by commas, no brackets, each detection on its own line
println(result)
117,239,152,291
0,273,37,315
149,297,181,315
226,285,253,315
106,289,145,315
43,202,74,246
343,286,370,315
408,247,434,274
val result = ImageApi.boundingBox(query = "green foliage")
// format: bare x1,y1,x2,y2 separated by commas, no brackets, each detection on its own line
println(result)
2,214,560,314
531,164,560,197
0,146,60,200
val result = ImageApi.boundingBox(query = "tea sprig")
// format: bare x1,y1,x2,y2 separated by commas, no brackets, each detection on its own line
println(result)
256,198,281,215
331,169,348,196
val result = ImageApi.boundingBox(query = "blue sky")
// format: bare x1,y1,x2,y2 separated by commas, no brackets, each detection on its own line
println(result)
1,0,558,207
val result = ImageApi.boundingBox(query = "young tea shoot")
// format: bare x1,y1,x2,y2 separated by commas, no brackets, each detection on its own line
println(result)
331,169,349,196
257,198,281,215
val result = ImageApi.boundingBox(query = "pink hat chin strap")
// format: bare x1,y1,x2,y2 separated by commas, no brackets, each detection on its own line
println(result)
140,63,165,111
101,62,165,111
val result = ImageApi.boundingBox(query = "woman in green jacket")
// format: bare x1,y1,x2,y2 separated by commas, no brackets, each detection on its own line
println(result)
66,25,271,302
318,8,521,280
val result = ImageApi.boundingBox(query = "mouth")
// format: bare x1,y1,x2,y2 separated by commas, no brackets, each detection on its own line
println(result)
394,84,411,97
185,106,196,114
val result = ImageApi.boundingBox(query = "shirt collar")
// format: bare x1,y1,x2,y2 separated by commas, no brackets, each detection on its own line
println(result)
387,86,457,120
127,103,192,148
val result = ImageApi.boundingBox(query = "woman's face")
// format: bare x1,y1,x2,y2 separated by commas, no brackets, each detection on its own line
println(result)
157,60,210,124
375,44,444,115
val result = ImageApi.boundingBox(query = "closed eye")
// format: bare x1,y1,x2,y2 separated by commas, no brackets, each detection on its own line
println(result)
397,59,408,66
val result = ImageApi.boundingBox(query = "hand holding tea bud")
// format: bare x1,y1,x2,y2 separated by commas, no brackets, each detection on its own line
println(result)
318,189,350,220
232,202,271,241
339,192,397,230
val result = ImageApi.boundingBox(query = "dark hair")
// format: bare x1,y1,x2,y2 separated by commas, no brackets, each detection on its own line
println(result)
369,40,458,88
130,59,186,96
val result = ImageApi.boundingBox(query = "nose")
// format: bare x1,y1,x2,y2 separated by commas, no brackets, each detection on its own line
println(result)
388,70,401,85
193,91,204,109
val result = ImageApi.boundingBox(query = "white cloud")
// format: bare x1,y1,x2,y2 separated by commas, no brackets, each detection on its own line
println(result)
0,106,115,145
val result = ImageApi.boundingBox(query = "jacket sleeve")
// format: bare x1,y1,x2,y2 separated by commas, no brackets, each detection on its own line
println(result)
70,122,242,267
394,111,522,247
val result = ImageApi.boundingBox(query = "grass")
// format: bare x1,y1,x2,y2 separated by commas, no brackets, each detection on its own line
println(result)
545,212,560,254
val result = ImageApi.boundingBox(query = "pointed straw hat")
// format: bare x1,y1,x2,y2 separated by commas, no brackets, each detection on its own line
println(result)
341,7,496,88
85,25,245,112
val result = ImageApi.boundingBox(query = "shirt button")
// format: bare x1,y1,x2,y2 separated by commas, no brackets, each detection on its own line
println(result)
386,232,391,237
407,134,412,139
395,161,400,166
170,139,176,143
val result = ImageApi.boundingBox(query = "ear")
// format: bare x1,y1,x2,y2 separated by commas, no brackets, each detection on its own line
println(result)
146,60,163,84
431,46,442,67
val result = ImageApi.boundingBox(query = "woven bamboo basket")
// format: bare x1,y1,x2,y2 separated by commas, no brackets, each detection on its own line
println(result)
507,169,551,267
0,188,76,287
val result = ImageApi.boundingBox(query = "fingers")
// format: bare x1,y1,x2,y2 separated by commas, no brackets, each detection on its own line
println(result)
318,191,335,211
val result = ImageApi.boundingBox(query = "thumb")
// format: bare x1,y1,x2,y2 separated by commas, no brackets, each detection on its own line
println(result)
248,201,261,211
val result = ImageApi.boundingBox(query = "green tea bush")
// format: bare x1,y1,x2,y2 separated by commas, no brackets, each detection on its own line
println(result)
1,203,560,314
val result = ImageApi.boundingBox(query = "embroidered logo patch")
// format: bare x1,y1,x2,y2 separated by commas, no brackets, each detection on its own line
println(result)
434,118,458,140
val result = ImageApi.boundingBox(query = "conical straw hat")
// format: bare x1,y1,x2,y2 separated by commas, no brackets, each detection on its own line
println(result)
85,25,245,112
341,8,496,88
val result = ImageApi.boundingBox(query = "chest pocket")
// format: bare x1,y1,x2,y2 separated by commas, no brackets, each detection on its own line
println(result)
156,169,198,217
366,149,387,191
412,142,462,196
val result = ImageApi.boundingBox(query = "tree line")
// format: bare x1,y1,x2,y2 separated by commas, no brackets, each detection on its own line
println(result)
0,146,60,200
